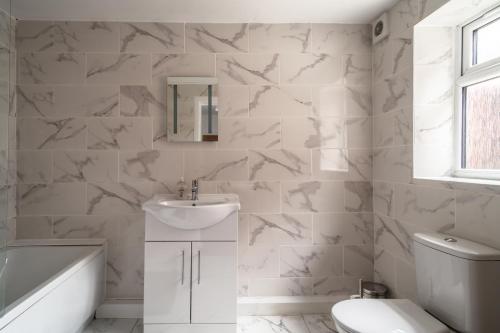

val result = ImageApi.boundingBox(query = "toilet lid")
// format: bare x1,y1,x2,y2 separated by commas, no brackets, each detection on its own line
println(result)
332,299,450,333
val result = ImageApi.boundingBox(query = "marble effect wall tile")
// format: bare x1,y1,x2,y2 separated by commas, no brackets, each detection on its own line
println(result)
389,0,418,39
454,192,500,249
312,148,372,182
395,184,454,231
372,73,411,115
86,182,152,215
280,245,342,277
119,150,182,183
346,117,372,149
18,117,86,150
249,149,310,180
373,181,395,217
184,150,248,181
186,23,248,53
53,214,145,298
374,214,416,263
249,277,312,296
250,86,312,118
120,23,183,53
344,181,373,213
18,183,86,215
217,54,279,85
413,65,453,105
282,117,345,149
86,53,151,84
312,213,373,245
373,146,412,183
311,24,371,54
374,246,396,293
218,118,280,149
311,24,345,54
395,257,417,301
18,53,85,84
17,150,52,184
373,113,395,147
16,21,120,52
344,244,373,279
249,213,312,245
281,54,341,85
152,53,215,84
343,54,371,85
282,181,345,213
218,85,249,118
17,85,119,118
249,24,311,53
311,85,344,118
14,18,380,300
414,103,453,145
120,85,164,117
217,181,280,213
346,84,372,117
238,244,279,278
0,9,10,49
15,216,53,239
312,276,358,296
53,151,118,183
87,118,152,150
414,27,453,66
373,38,391,81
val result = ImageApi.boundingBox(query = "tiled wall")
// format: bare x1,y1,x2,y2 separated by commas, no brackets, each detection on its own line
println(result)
15,22,373,299
372,0,500,301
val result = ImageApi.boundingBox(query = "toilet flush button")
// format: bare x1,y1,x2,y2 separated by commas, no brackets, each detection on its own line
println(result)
444,237,457,243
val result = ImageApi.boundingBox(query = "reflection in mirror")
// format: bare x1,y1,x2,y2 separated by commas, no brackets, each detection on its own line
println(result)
167,77,218,142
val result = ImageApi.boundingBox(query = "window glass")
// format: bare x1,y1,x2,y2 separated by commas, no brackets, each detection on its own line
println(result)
463,76,500,169
474,18,500,65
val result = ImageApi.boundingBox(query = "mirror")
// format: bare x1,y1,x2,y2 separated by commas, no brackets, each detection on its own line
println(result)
167,77,218,142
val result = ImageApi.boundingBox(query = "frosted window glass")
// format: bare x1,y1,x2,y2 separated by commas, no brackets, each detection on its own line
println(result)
464,76,500,169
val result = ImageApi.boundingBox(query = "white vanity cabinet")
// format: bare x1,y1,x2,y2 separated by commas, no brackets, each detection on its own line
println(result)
191,242,237,323
144,242,191,324
142,194,239,333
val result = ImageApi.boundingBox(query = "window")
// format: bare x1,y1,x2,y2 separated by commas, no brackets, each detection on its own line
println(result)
456,6,500,179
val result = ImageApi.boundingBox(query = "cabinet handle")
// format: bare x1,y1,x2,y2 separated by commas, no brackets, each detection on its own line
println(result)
197,250,201,285
181,250,185,285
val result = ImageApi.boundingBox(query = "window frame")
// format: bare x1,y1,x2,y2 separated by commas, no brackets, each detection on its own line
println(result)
454,6,500,180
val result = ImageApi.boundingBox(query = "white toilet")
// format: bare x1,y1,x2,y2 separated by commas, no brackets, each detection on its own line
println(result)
332,232,500,333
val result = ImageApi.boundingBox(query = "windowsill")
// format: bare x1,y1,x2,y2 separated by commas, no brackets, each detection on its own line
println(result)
413,175,500,193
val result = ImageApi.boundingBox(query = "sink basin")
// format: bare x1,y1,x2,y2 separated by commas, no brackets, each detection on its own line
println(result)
142,194,240,230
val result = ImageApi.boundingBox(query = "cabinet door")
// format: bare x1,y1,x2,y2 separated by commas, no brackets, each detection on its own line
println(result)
191,242,237,324
144,242,191,324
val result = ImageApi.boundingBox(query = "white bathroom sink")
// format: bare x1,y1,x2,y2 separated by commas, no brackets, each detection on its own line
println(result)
142,194,240,230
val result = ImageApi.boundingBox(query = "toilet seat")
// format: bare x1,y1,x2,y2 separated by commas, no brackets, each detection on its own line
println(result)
331,299,450,333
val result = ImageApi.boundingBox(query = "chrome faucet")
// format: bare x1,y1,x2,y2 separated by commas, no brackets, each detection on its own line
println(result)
191,179,199,201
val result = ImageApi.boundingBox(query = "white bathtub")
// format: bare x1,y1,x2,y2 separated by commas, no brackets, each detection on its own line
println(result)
0,240,106,333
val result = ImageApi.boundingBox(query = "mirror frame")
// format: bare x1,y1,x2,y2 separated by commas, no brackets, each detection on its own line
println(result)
166,77,219,143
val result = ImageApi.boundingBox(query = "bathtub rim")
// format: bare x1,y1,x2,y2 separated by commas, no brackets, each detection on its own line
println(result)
0,239,106,330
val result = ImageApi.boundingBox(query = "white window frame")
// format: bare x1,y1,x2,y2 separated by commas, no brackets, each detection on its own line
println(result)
454,5,500,180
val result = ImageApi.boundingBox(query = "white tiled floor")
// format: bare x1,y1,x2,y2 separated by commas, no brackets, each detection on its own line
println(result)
84,315,338,333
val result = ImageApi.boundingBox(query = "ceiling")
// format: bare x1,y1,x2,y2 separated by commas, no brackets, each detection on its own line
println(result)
13,0,398,23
